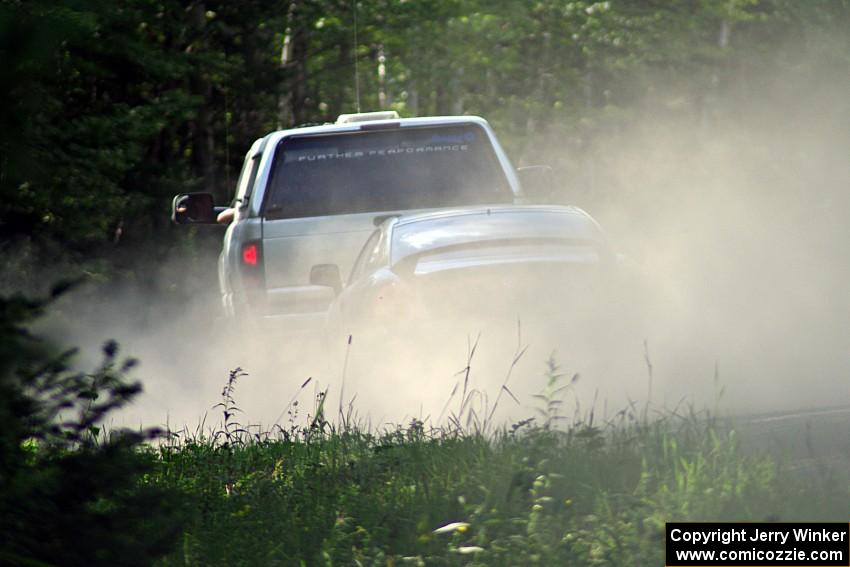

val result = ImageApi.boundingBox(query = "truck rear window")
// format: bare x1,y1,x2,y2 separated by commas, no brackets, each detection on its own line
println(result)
262,124,513,219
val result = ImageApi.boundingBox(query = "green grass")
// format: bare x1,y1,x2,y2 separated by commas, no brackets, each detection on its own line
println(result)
146,366,850,566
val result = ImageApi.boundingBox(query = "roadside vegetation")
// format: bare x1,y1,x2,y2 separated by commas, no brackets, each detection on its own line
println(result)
151,378,849,566
3,292,848,566
0,289,184,566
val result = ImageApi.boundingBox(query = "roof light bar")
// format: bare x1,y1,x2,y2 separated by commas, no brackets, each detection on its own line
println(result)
336,111,400,124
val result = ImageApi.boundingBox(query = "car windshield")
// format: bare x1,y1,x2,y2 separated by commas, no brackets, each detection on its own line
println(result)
263,124,513,219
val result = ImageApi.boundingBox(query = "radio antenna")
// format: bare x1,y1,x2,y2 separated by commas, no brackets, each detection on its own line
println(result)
352,0,361,112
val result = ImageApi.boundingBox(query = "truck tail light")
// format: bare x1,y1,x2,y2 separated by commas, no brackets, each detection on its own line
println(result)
242,243,259,266
240,240,265,307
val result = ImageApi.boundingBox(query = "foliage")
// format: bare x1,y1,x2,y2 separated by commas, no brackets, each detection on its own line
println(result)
0,292,846,565
149,367,850,566
2,0,848,268
0,288,183,566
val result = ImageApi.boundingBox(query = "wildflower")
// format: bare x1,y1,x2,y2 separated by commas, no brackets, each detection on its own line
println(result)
433,522,470,534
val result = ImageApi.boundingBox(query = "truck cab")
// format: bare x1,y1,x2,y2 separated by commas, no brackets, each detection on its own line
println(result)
173,112,545,329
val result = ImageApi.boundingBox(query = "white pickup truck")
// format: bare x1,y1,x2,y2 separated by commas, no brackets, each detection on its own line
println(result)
172,112,553,328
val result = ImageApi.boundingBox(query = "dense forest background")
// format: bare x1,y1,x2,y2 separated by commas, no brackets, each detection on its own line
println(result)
1,0,848,297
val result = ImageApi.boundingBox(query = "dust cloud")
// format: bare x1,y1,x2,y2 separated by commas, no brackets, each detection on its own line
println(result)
33,59,850,432
548,66,850,416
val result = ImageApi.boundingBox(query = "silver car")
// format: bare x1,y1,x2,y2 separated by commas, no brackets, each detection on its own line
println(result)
316,205,615,340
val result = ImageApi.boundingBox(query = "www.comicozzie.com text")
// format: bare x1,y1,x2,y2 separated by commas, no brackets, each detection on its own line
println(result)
669,527,847,546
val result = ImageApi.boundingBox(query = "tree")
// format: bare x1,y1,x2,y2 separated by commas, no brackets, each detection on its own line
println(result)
0,286,183,566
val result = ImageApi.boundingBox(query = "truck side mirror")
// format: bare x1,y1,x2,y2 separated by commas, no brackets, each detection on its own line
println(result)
517,165,555,204
172,192,217,224
310,264,342,295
